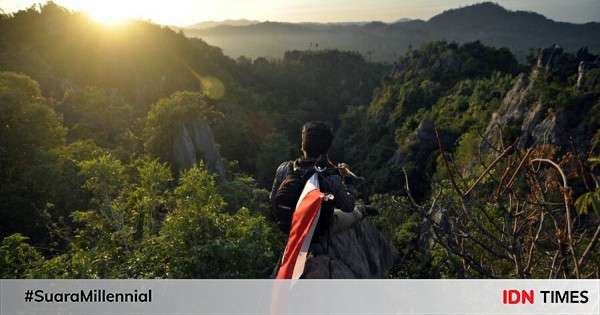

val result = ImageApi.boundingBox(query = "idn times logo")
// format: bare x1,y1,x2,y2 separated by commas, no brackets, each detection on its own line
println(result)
502,289,589,304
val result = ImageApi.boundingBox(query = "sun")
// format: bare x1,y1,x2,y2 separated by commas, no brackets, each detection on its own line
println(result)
81,1,133,25
58,0,216,26
60,0,144,25
87,12,130,25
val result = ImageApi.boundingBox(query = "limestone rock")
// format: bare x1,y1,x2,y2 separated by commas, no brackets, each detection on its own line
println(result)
171,118,226,179
536,44,564,72
484,46,599,150
389,120,435,166
302,219,397,278
576,58,600,91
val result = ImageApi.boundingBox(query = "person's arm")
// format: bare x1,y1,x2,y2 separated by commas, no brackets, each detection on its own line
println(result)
323,174,356,213
269,161,290,202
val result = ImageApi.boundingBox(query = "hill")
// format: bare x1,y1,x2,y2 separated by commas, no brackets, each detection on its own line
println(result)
187,19,259,30
335,41,600,278
184,2,600,62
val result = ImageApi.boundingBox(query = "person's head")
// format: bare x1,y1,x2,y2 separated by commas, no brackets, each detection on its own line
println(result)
301,121,333,159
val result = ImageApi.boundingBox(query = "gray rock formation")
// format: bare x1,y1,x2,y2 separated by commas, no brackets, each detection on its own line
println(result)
536,44,565,72
302,219,397,278
577,61,587,90
576,59,600,91
171,118,227,179
485,71,561,149
483,45,599,150
389,120,435,166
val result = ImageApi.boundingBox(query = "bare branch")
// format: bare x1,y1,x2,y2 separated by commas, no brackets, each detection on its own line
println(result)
434,127,464,196
524,210,545,273
463,144,514,198
530,158,580,279
502,148,534,195
401,167,424,209
578,223,600,269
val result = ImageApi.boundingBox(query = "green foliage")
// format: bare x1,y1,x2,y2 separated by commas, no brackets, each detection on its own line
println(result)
215,49,387,174
390,41,519,86
44,140,106,230
79,154,127,206
430,72,514,132
255,133,293,186
0,71,66,160
583,68,600,92
57,86,133,147
575,188,600,215
371,194,439,278
127,164,280,278
0,71,67,242
532,69,579,111
453,131,481,173
0,234,44,278
130,158,174,237
339,42,516,197
1,156,280,278
219,174,270,214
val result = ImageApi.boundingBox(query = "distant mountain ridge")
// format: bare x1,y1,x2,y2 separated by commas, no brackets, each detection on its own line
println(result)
187,19,259,29
184,2,600,62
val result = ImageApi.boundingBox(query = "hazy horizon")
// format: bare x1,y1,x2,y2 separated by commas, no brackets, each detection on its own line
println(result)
0,0,599,26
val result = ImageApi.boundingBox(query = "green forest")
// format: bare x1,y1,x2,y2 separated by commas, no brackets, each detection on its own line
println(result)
1,3,599,279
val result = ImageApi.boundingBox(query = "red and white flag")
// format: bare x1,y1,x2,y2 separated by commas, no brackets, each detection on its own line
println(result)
276,173,324,279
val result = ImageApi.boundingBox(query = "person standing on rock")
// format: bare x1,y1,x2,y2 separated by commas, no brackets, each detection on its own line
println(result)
269,121,377,279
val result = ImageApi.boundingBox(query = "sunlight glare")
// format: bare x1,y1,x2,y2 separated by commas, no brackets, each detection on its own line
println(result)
54,0,265,27
79,0,134,25
59,0,207,26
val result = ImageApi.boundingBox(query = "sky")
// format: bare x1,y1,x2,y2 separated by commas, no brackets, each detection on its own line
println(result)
0,0,599,26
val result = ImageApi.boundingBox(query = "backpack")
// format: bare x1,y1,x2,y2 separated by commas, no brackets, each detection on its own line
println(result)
271,159,337,234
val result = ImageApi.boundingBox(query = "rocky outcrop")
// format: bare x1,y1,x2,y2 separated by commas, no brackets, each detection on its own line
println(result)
484,45,599,150
172,118,226,179
484,72,558,148
576,59,600,91
536,44,566,72
302,219,397,278
389,120,436,166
